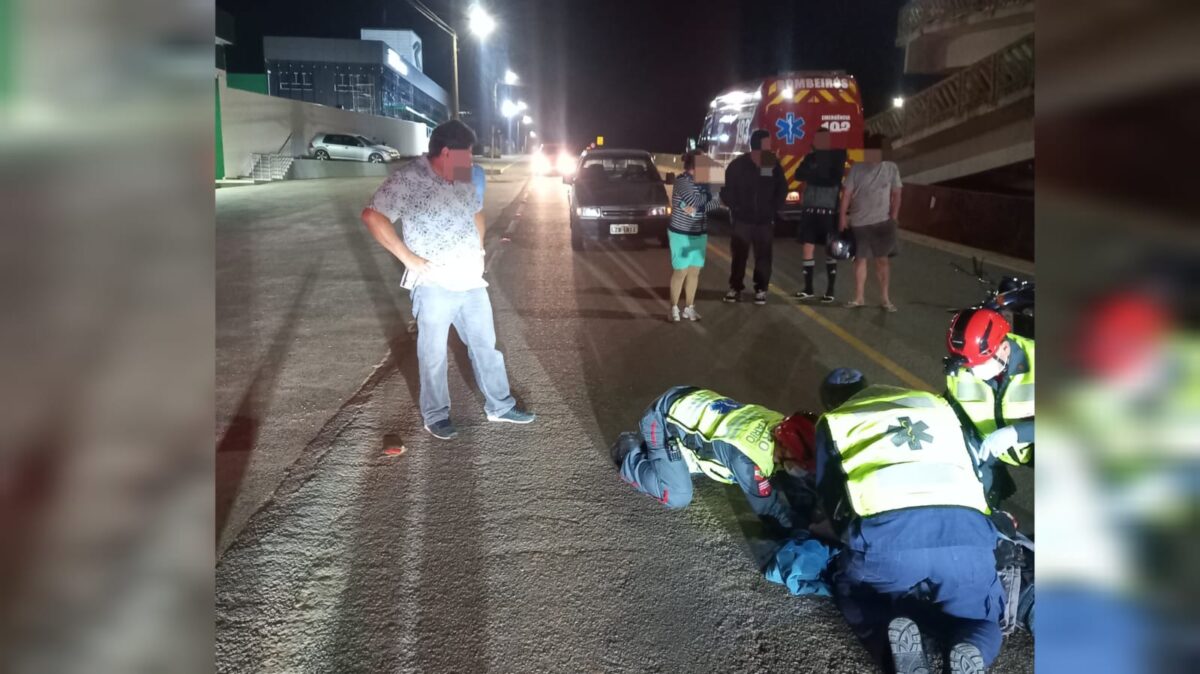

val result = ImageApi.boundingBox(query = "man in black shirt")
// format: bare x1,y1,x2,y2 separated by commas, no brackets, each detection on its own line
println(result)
793,128,848,303
720,129,788,305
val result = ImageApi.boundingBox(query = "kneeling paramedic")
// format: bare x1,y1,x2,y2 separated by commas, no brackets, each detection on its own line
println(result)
945,307,1035,504
610,386,818,537
812,368,1004,674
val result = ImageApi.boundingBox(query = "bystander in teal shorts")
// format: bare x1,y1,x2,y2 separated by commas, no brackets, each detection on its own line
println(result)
668,231,708,269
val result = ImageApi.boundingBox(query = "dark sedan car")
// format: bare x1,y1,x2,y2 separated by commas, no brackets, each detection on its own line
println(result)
565,149,675,251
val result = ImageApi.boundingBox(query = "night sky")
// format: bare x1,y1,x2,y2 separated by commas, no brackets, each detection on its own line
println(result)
217,0,907,151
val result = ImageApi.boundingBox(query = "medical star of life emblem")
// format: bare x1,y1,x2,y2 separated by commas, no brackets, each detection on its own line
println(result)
887,417,933,451
709,398,742,414
775,112,805,144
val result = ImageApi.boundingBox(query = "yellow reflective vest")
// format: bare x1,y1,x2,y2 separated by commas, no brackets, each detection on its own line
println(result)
666,389,781,484
946,335,1035,465
822,386,990,518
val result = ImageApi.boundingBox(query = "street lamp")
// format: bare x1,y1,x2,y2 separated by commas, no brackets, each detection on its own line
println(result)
406,0,497,120
468,5,496,39
517,115,534,153
504,69,519,85
500,99,519,118
893,96,905,109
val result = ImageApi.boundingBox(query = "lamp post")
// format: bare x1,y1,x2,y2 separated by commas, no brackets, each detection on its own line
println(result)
500,98,519,154
406,1,496,121
492,70,518,157
519,115,533,153
509,100,527,152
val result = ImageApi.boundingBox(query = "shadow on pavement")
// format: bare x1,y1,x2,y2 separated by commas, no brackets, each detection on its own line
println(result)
576,285,730,304
336,210,422,410
216,261,320,543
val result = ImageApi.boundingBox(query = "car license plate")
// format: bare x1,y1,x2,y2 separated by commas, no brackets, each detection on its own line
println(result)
609,224,638,235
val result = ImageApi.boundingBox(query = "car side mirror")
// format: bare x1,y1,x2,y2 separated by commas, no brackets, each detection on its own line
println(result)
562,175,572,185
663,172,676,183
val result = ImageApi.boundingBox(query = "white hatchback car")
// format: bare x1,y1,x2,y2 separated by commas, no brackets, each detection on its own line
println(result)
309,133,401,163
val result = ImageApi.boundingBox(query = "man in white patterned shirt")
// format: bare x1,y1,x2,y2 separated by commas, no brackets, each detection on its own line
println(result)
361,120,535,440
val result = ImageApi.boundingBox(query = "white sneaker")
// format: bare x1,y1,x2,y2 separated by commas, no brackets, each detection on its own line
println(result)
669,306,681,322
682,305,701,321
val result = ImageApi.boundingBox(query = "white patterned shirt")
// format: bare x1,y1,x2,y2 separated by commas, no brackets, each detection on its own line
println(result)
369,156,486,291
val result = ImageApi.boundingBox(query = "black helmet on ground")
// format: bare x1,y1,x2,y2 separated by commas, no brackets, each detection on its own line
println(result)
820,368,867,411
826,231,855,261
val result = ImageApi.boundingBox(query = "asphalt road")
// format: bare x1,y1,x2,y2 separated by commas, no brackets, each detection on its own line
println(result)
216,159,1034,672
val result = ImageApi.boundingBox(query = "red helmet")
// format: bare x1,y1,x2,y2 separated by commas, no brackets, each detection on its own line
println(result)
1075,292,1168,378
947,307,1012,368
773,412,818,475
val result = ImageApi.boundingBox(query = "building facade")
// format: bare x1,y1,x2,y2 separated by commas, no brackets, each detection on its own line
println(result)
264,36,449,126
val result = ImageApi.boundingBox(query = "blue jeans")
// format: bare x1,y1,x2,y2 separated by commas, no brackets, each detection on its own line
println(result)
411,285,515,426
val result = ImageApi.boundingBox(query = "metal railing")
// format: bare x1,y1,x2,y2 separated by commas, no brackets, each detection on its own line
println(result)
898,0,1032,41
866,33,1033,140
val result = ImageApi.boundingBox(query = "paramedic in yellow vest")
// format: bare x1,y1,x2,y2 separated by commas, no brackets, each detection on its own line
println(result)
945,307,1035,503
811,368,1004,674
609,386,816,537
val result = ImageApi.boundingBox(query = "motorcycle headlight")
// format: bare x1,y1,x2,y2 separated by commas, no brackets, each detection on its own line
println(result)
576,207,602,218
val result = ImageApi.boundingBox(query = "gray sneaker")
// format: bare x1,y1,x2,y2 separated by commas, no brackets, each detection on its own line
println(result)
424,419,457,440
753,291,767,305
888,617,931,674
723,290,741,303
487,408,536,424
948,642,986,674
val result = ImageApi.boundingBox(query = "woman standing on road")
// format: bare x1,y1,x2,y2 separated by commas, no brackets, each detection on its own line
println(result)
667,151,721,322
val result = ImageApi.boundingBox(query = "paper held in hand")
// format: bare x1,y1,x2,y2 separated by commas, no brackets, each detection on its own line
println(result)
400,266,422,290
693,154,726,186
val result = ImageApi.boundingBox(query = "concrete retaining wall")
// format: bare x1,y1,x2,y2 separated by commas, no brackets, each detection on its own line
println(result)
217,71,430,179
289,158,410,180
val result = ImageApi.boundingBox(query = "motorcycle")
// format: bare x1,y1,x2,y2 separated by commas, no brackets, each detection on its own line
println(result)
949,256,1035,339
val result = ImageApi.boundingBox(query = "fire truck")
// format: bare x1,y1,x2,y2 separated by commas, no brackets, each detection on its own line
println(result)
698,72,864,227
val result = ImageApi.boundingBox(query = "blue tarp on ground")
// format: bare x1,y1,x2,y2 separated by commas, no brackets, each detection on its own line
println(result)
764,533,837,597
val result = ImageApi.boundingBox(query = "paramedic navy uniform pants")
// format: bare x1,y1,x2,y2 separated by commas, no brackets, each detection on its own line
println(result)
832,508,1006,667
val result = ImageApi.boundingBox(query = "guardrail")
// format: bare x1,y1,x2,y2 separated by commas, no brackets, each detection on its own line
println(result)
898,0,1031,42
866,33,1033,140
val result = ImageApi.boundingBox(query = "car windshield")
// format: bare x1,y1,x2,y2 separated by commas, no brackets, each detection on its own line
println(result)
356,136,376,146
577,157,659,183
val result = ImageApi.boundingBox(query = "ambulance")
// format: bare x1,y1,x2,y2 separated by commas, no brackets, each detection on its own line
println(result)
698,72,864,226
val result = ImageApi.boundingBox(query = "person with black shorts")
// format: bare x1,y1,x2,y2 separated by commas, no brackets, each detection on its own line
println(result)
793,129,847,303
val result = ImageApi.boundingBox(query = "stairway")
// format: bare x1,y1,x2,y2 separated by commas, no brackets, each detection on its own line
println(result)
250,154,296,182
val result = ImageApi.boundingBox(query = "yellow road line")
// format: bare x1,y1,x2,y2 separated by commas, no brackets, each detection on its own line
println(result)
707,243,934,391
